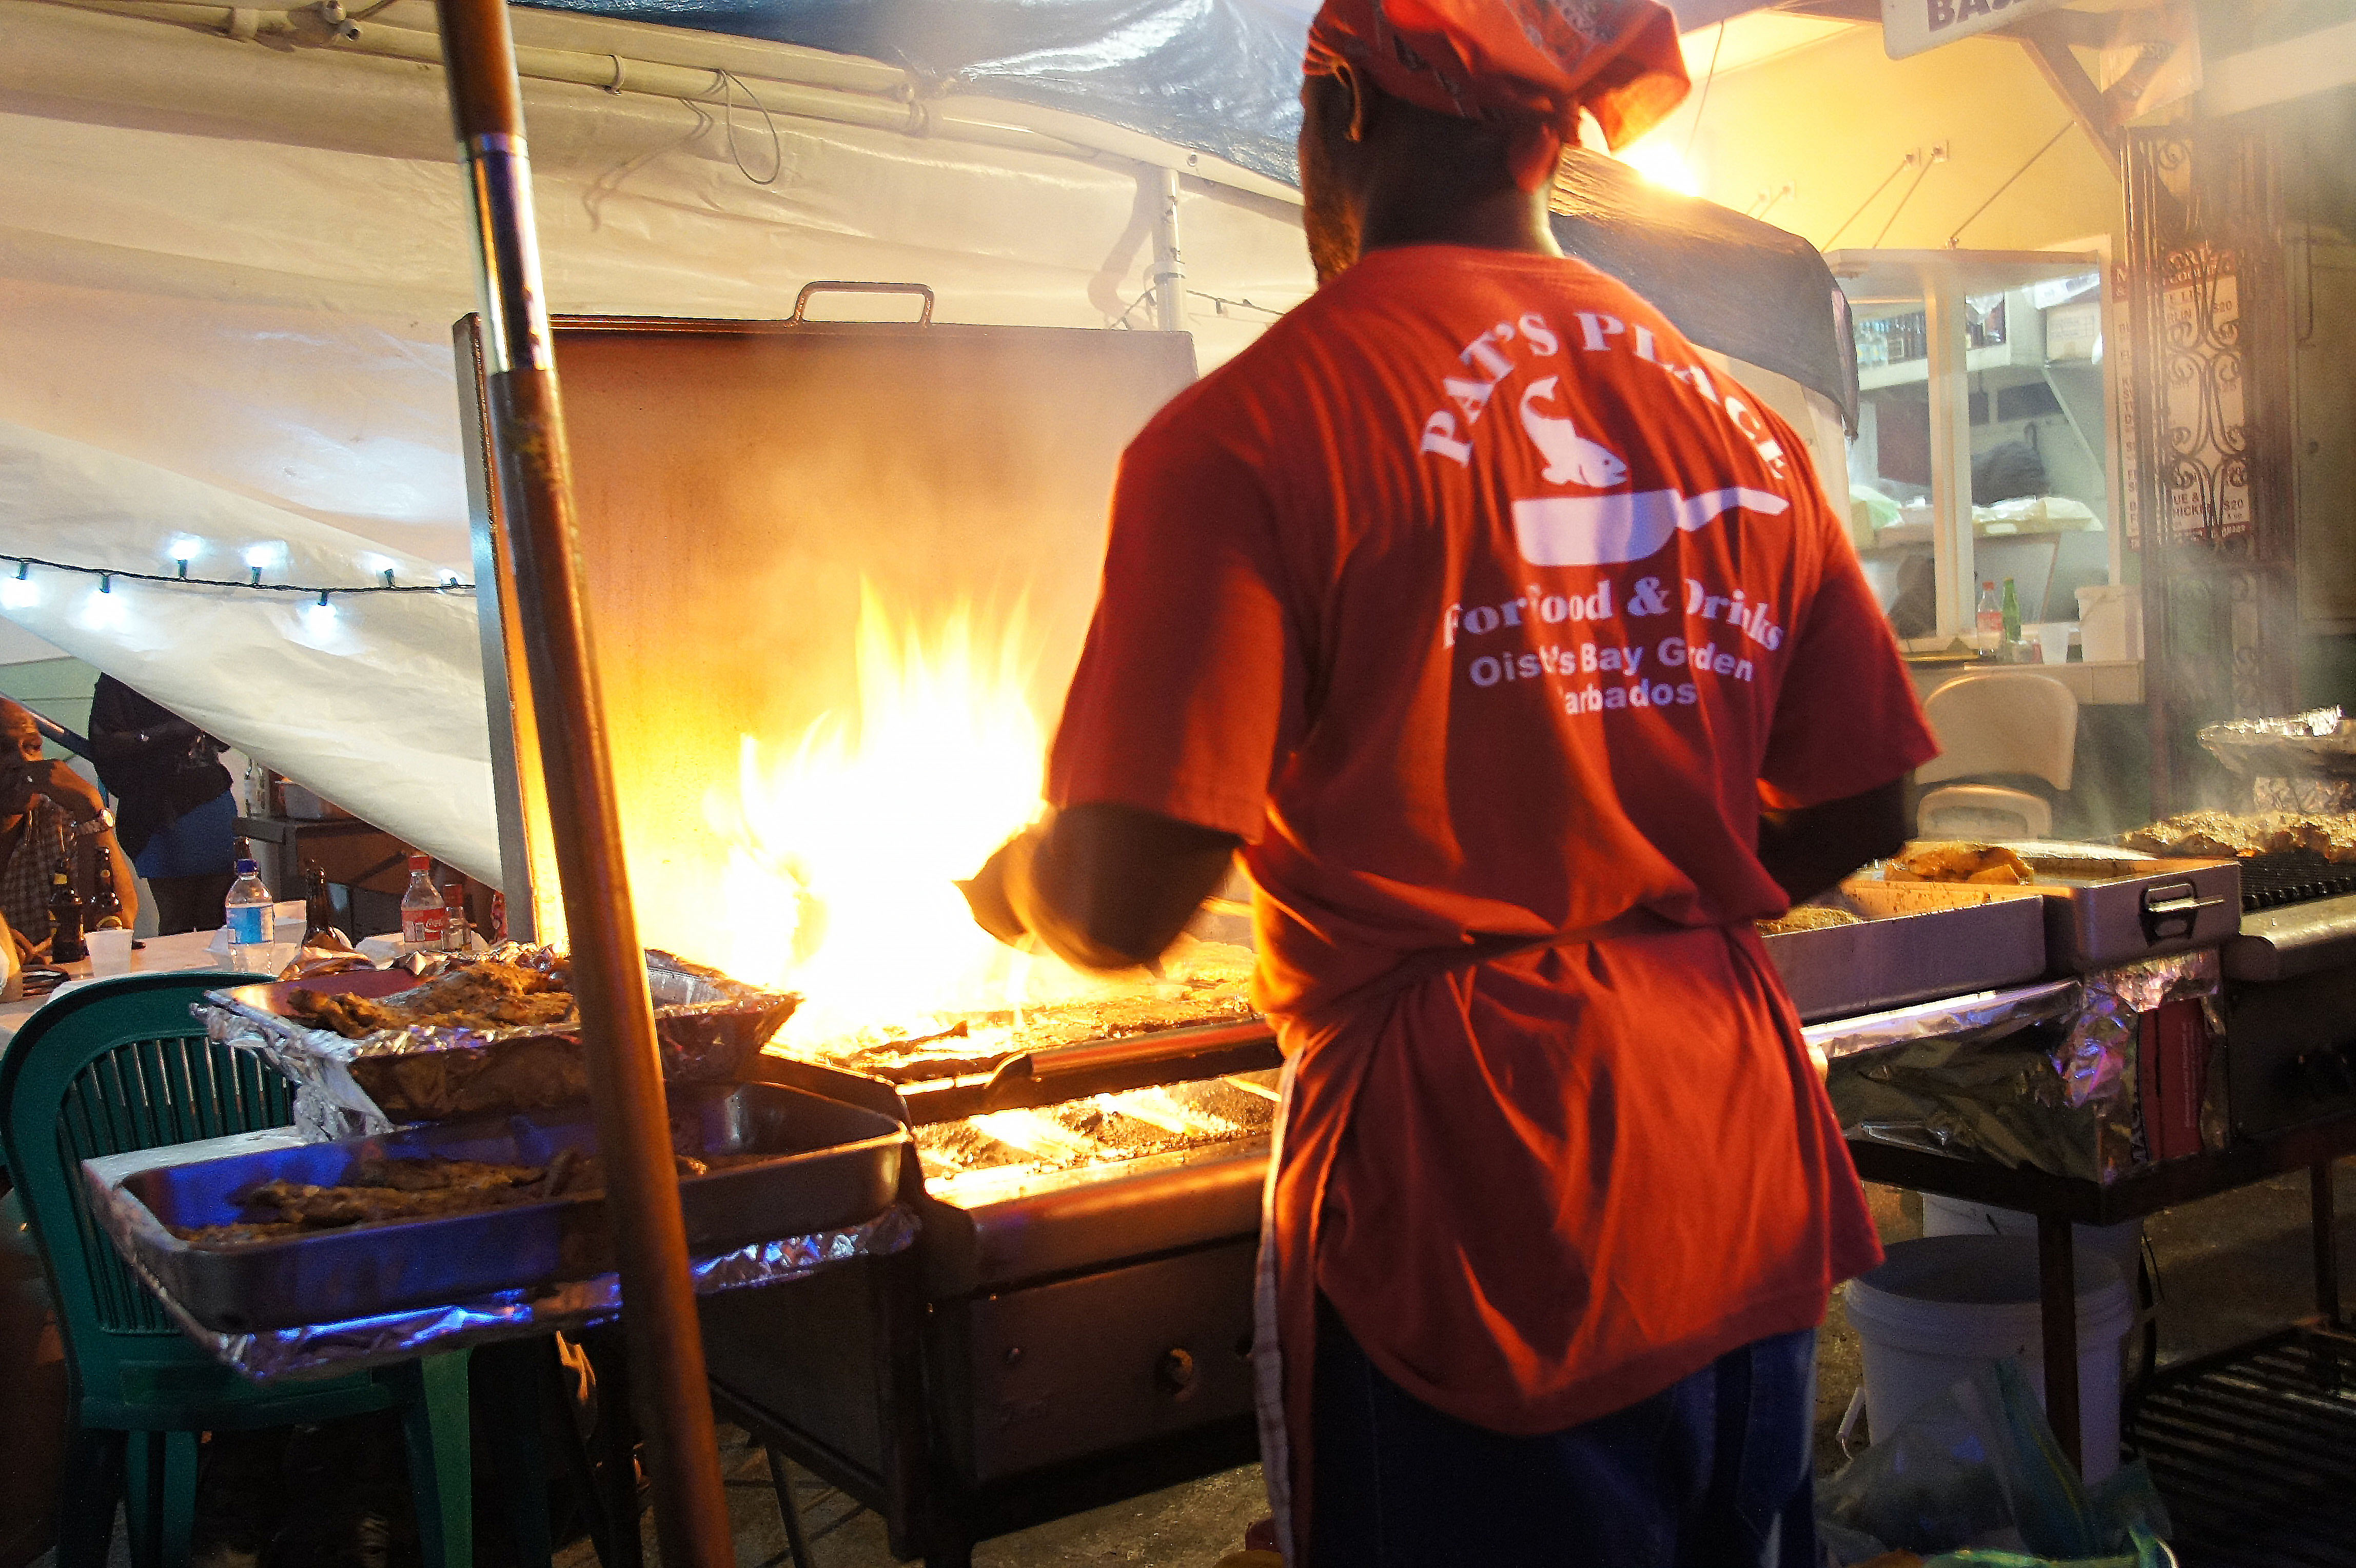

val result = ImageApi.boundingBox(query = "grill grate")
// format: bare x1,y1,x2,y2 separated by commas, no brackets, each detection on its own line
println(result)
2127,1326,2356,1565
2236,853,2356,912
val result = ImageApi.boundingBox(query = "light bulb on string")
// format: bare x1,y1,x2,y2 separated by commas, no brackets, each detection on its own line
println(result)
167,536,203,578
2,563,36,612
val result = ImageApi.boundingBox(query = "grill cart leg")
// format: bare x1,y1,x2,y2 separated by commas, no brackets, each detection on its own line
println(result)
762,1447,815,1568
2038,1213,2083,1473
2314,1162,2342,1327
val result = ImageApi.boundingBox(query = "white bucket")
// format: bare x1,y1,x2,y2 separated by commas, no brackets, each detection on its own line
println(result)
1845,1234,2134,1484
1921,1195,2145,1289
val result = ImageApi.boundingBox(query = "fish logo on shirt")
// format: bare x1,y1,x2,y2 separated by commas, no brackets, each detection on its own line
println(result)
1519,379,1628,487
1511,373,1790,566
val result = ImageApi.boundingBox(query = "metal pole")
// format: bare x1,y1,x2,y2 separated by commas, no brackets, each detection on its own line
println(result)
1150,166,1187,334
429,4,736,1562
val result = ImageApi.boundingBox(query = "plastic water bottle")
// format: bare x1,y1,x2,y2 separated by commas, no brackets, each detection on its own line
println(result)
225,857,273,970
1974,580,2003,654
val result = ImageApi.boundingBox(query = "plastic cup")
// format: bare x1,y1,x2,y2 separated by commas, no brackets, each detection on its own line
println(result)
86,927,133,976
2031,622,2073,667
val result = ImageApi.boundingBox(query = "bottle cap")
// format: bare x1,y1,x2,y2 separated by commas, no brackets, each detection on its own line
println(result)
442,884,464,904
235,858,258,875
408,853,430,871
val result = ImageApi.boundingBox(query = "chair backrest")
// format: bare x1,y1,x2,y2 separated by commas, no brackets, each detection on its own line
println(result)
1915,672,2079,791
0,972,282,1408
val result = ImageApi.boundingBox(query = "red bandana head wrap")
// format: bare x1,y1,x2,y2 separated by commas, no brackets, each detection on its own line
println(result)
1303,0,1690,190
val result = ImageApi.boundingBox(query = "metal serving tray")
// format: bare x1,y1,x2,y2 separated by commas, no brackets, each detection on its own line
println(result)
1860,842,2241,973
87,1081,909,1333
1764,887,2047,1023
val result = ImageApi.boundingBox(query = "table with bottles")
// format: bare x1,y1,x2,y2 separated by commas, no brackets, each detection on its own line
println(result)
0,928,233,1049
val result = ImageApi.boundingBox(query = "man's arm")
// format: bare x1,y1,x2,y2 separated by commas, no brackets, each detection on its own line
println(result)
961,802,1240,972
1756,778,1908,907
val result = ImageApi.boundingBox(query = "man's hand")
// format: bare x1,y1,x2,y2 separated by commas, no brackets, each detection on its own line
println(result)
24,759,106,824
955,804,1239,972
1756,779,1909,906
957,829,1040,947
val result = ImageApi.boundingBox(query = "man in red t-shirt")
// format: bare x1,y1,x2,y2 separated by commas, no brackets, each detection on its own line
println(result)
961,2,1938,1561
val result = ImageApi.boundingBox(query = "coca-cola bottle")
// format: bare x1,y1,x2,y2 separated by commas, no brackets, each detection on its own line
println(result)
400,854,447,952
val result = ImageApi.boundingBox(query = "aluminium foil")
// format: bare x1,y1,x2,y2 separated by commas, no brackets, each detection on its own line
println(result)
200,943,800,1135
1815,950,2223,1184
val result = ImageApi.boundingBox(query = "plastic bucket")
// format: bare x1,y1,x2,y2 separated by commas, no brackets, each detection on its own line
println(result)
1921,1195,2144,1288
1846,1234,2134,1484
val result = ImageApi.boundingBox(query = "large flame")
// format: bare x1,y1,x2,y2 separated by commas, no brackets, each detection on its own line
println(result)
708,586,1098,1045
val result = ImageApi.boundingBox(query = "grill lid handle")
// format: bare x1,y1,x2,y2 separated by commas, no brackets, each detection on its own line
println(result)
790,281,936,325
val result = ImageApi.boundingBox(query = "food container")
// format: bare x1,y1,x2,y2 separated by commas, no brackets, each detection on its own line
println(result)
85,1080,908,1332
1762,888,2047,1023
202,945,800,1134
1856,842,2240,973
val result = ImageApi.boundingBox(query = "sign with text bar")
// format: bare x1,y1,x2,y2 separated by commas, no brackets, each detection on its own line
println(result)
1883,0,2071,58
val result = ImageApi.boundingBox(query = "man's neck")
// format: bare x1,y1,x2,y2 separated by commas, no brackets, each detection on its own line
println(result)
1357,183,1561,262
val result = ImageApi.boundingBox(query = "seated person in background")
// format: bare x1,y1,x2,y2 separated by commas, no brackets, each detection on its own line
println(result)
0,698,137,956
88,673,235,935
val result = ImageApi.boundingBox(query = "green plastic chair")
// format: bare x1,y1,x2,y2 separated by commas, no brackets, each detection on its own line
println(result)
0,971,534,1568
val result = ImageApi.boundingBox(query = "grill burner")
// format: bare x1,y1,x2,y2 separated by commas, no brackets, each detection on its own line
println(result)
2237,851,2356,911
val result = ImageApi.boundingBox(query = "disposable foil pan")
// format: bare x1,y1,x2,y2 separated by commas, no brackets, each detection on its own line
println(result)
85,1080,908,1332
201,944,800,1133
120,1197,916,1382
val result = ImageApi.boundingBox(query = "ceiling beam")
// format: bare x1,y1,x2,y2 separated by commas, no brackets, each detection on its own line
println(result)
2006,13,2124,181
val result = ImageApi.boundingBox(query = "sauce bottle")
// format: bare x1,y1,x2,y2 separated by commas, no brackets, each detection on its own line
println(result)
400,854,447,952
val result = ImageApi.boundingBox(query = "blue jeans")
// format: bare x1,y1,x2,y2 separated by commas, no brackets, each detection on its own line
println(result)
1309,1299,1818,1568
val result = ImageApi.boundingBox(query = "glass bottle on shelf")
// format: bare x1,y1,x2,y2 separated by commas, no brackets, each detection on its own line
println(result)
441,883,468,953
1975,581,2004,653
400,854,446,952
2000,578,2023,653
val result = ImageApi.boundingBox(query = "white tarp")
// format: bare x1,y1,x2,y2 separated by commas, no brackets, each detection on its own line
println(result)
0,0,1315,878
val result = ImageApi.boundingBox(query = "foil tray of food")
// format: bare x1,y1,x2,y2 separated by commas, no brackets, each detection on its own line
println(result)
1757,885,2047,1024
201,945,801,1133
85,1080,909,1333
1850,841,2241,973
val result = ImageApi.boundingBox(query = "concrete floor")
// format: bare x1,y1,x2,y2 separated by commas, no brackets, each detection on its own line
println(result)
44,1161,2353,1567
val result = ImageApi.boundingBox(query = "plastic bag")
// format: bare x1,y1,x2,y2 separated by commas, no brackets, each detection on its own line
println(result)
1819,1360,2171,1565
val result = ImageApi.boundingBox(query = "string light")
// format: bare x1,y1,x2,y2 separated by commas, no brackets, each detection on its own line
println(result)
0,555,473,596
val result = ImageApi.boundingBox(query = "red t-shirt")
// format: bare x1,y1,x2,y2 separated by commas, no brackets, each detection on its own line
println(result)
1048,245,1935,1450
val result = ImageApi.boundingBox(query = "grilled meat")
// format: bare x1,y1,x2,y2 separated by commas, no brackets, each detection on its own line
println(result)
169,1147,740,1245
1888,843,2034,884
289,959,575,1038
2119,811,2356,861
1756,907,1865,935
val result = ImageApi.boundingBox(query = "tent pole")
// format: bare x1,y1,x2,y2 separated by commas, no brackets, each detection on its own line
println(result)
430,3,735,1563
